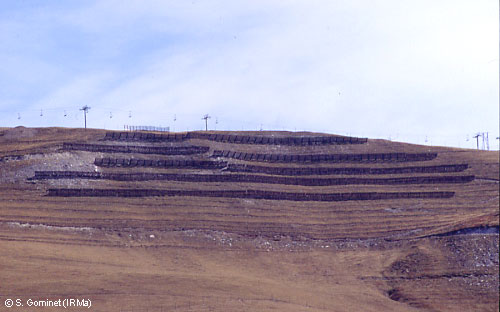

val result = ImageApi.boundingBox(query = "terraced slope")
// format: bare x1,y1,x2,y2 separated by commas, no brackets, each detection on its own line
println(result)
0,127,498,312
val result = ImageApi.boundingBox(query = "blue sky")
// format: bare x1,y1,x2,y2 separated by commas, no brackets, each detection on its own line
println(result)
0,0,498,149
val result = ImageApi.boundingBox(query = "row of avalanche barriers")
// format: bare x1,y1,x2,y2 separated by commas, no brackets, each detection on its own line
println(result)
47,188,455,201
212,150,438,163
33,171,475,186
104,131,368,145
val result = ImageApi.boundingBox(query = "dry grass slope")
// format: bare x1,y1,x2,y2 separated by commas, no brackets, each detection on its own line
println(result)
0,126,498,312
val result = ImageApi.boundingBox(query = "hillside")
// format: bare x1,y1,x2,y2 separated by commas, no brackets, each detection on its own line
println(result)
0,126,498,312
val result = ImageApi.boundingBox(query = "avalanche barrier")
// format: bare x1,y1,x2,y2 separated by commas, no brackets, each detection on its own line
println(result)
32,171,475,186
211,150,438,163
47,188,455,201
62,143,209,155
102,131,368,145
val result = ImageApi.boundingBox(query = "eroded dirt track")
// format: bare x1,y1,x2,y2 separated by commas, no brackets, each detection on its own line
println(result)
0,127,498,312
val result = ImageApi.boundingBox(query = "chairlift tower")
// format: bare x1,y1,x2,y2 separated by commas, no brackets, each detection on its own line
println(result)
472,133,482,150
202,114,211,131
80,105,91,129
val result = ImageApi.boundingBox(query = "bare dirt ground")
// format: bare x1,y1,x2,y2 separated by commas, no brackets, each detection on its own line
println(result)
0,127,498,312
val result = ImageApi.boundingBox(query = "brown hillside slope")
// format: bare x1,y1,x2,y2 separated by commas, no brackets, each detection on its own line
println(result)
0,126,498,312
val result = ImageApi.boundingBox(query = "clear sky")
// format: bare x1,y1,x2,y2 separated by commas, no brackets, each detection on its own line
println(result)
0,0,498,149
